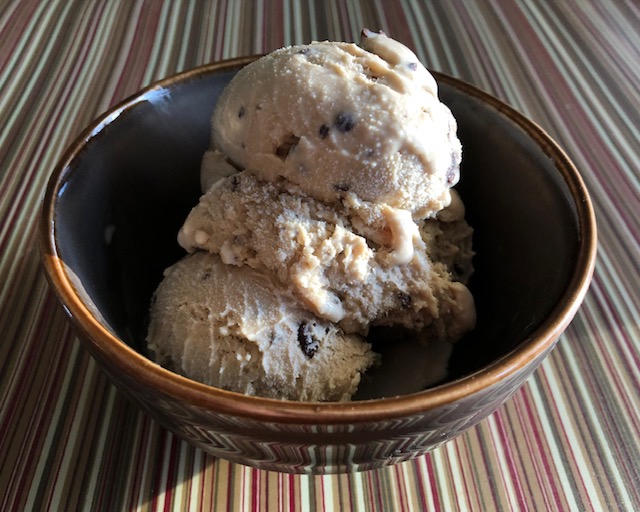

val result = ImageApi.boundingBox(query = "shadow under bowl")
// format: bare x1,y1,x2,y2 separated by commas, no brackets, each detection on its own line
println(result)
40,57,596,474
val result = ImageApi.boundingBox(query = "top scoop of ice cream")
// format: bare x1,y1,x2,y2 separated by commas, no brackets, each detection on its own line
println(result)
211,30,461,218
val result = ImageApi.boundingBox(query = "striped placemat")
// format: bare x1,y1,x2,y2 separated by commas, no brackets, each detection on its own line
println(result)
1,1,638,510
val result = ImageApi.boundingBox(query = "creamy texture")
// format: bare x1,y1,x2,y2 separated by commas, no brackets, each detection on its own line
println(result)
148,251,375,402
179,172,473,336
211,31,461,220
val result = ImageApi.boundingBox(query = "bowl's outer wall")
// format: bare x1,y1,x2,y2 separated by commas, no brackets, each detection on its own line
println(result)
91,328,554,473
47,64,585,473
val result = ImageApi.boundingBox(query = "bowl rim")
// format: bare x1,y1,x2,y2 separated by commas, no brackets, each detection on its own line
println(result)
40,56,597,425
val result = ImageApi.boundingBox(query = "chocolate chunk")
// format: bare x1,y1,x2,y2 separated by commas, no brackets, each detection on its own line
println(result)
319,124,330,139
398,292,412,309
229,174,240,191
275,134,300,160
297,323,319,359
238,106,245,118
334,112,356,132
407,62,418,71
333,183,350,192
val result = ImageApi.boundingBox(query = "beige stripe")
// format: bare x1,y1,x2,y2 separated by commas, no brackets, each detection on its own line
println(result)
535,357,606,508
433,445,457,510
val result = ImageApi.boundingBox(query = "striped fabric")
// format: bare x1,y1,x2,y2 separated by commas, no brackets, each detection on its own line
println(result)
1,0,638,510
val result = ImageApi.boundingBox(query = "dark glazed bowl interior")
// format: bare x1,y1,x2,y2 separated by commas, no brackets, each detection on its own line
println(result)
46,60,588,386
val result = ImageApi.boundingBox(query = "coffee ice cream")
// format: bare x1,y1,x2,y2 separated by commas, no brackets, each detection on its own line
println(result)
147,31,475,401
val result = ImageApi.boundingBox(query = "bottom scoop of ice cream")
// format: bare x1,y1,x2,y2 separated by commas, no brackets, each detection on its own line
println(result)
211,31,461,218
147,251,376,401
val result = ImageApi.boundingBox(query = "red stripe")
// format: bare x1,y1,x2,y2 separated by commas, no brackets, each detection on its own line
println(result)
162,435,179,511
393,463,409,511
251,467,259,511
288,473,296,510
226,461,234,512
424,455,441,512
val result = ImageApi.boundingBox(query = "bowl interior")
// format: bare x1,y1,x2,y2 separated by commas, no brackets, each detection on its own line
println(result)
50,65,581,394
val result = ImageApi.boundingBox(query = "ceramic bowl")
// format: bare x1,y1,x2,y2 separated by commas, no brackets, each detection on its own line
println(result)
40,56,597,474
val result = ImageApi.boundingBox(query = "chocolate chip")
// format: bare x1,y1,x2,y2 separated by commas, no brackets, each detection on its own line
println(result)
230,174,240,191
407,62,418,71
398,292,412,309
297,323,319,359
319,124,330,139
334,112,356,132
333,183,350,192
238,106,245,118
275,134,300,160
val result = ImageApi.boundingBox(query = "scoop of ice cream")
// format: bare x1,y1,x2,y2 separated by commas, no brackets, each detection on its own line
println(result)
178,171,475,338
211,31,461,218
147,251,376,401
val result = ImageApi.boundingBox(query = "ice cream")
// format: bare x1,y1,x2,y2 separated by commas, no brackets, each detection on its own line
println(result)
147,31,476,401
148,251,375,402
210,29,461,219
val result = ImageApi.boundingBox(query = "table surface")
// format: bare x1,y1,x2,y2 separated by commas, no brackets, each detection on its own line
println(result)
1,1,638,510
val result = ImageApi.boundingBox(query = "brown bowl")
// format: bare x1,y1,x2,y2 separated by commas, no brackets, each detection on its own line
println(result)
40,56,596,474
